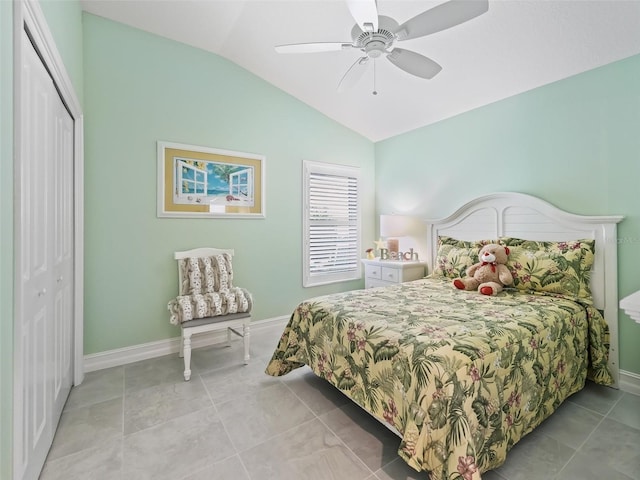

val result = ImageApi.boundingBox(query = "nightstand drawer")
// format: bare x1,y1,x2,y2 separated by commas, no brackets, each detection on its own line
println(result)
380,267,399,283
361,259,427,289
365,264,382,279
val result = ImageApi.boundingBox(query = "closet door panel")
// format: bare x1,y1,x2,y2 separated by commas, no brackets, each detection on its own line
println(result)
18,34,54,480
51,91,74,420
16,31,74,480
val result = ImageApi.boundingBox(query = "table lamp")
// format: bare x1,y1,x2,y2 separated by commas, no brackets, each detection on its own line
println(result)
380,214,413,255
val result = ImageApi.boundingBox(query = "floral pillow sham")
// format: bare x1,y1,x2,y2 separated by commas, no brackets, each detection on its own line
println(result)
500,237,596,303
432,236,497,279
432,235,596,303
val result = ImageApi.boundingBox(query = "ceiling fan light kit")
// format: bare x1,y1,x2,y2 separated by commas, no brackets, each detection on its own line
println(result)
275,0,489,93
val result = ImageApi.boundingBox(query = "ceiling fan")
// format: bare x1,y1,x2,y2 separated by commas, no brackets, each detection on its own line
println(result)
275,0,489,93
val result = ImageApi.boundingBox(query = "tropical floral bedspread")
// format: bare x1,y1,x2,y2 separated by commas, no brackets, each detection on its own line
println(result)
265,276,612,480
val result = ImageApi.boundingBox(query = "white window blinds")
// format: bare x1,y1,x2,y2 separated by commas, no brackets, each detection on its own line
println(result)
303,161,361,287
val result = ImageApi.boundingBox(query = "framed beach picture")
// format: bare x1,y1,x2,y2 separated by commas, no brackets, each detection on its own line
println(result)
157,141,265,218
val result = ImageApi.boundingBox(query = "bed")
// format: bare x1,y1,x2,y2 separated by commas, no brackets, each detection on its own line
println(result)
265,192,623,480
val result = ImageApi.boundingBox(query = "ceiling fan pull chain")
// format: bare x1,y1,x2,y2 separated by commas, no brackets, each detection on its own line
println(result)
372,59,378,96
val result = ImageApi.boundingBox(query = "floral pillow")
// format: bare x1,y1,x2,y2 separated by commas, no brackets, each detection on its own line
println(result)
432,236,497,279
500,237,596,303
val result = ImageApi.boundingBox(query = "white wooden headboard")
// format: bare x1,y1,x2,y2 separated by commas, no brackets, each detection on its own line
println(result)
425,192,624,386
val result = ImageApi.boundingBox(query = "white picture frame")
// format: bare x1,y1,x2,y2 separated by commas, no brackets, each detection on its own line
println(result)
157,141,266,218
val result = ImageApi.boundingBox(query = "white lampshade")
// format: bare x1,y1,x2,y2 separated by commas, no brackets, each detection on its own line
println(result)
380,215,414,237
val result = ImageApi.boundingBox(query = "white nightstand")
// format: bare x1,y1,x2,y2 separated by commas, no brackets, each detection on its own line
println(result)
362,258,427,289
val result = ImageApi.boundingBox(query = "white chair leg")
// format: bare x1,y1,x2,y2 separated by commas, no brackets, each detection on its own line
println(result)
243,323,250,365
183,331,193,381
179,328,185,358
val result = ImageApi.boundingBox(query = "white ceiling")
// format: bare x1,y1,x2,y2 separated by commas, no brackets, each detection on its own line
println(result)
80,0,640,142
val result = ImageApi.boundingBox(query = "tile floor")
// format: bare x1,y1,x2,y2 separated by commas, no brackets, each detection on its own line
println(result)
40,322,640,480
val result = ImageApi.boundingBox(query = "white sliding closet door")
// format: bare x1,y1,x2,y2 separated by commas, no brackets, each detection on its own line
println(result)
14,30,74,480
50,44,75,426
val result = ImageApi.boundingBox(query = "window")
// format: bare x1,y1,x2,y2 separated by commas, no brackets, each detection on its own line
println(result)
303,161,361,287
229,167,253,200
175,159,207,202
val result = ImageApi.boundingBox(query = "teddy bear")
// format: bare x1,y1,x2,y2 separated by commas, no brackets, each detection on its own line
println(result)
453,243,513,296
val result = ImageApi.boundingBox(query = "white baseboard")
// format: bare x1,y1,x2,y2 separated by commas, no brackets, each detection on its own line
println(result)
83,316,289,374
83,316,640,397
620,369,640,396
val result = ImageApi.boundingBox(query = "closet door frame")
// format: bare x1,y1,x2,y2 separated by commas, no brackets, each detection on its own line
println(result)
12,1,84,477
14,0,84,384
13,0,84,385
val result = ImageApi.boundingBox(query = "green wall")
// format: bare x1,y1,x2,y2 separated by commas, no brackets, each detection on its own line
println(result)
375,54,640,376
82,13,375,354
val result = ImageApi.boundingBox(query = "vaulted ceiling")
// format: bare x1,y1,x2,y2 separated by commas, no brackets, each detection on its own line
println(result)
80,0,640,141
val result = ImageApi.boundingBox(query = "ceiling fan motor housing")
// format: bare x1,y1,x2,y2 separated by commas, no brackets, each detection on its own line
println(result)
352,15,398,57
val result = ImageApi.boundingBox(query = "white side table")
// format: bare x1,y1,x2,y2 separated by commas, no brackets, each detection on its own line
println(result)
362,258,427,289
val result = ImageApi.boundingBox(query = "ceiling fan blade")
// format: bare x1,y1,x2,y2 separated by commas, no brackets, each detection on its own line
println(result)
337,56,369,92
275,42,352,54
346,0,378,33
386,48,442,79
395,0,488,41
